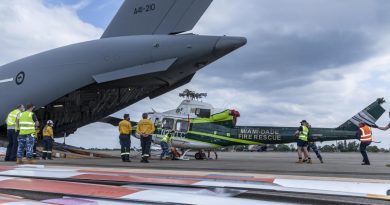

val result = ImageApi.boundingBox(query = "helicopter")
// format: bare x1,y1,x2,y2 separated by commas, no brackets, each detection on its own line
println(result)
102,90,385,160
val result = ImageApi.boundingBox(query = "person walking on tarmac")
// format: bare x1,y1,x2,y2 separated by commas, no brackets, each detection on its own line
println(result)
16,104,39,164
295,120,312,164
42,120,54,160
119,114,132,162
160,130,174,160
357,122,372,165
4,104,24,162
303,123,323,163
136,113,155,163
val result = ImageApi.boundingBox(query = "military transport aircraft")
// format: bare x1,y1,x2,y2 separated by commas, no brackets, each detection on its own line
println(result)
0,0,246,137
103,90,386,160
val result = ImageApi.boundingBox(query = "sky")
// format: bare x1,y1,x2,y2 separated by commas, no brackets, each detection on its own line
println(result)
1,0,390,149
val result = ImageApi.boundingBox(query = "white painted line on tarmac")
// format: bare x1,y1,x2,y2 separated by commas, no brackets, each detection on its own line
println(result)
0,78,13,84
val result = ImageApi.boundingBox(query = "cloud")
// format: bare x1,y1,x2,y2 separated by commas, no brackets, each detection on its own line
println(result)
0,0,102,65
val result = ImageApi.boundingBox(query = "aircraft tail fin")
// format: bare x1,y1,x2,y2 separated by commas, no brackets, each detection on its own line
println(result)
101,0,213,38
335,98,386,131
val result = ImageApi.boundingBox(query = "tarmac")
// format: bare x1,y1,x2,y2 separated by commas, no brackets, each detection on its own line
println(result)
3,151,388,180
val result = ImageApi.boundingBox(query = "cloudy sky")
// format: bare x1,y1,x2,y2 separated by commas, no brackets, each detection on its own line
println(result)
1,0,390,149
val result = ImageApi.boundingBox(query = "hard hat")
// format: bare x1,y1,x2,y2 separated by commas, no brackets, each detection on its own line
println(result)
47,120,54,125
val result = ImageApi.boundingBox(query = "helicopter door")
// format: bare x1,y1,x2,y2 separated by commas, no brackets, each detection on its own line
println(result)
161,118,174,130
176,120,189,133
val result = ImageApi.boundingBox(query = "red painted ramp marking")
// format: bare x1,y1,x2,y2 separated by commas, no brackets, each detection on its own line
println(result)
0,166,17,172
80,170,275,183
0,178,141,198
72,174,199,185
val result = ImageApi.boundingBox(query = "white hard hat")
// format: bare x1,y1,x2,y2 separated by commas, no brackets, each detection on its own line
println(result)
47,120,54,125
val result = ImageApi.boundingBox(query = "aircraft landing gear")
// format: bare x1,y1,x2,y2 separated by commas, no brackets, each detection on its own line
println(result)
195,151,206,160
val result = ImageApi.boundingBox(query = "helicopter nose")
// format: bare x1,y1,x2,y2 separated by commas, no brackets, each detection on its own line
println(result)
214,36,247,57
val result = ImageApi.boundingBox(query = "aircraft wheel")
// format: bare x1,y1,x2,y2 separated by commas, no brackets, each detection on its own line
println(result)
195,152,203,160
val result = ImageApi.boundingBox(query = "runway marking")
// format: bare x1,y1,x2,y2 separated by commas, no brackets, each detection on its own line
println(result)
0,178,141,198
0,78,13,84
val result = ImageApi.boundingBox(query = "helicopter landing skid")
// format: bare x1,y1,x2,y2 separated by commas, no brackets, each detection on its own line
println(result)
179,149,191,160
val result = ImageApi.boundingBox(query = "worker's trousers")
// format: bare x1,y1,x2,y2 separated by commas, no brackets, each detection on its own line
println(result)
5,129,18,161
308,143,322,160
160,141,169,159
42,137,53,159
17,134,34,159
119,134,131,161
360,141,371,164
141,135,152,157
32,138,37,158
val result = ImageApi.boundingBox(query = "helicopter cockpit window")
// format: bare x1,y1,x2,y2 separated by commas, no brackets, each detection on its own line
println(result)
176,120,189,132
162,118,174,130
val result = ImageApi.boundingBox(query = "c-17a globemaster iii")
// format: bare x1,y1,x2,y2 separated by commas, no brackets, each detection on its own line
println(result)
0,0,247,137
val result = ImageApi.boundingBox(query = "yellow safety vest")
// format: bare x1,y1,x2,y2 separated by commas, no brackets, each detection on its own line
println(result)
298,125,309,141
6,109,21,129
19,111,36,135
161,134,173,144
360,125,372,142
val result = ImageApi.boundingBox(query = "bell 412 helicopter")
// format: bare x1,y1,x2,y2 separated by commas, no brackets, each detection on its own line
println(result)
103,90,386,160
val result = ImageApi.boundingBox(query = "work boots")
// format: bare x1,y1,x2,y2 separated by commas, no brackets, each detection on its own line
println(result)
42,152,47,160
125,154,131,162
295,158,303,163
16,159,23,165
307,158,312,164
26,159,36,164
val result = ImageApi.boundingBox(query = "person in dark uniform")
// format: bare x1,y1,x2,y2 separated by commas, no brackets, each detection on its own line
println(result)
118,114,132,162
304,123,323,163
42,120,54,160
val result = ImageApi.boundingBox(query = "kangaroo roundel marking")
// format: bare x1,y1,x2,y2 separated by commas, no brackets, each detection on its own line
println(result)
15,71,25,85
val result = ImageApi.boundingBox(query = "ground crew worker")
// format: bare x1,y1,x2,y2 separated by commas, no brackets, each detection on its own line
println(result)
136,113,155,163
295,120,311,164
4,104,24,162
304,123,323,163
16,104,39,164
42,120,54,160
119,114,132,162
160,131,174,160
357,122,372,165
305,142,323,163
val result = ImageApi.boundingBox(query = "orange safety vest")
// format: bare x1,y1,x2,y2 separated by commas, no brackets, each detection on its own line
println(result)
359,125,372,142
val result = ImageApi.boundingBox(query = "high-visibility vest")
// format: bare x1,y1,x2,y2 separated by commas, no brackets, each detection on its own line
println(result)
298,125,309,141
19,111,36,135
359,125,372,142
161,134,173,144
6,109,21,129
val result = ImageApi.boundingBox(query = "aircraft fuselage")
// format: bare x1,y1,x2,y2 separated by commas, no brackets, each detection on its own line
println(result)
0,35,246,128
